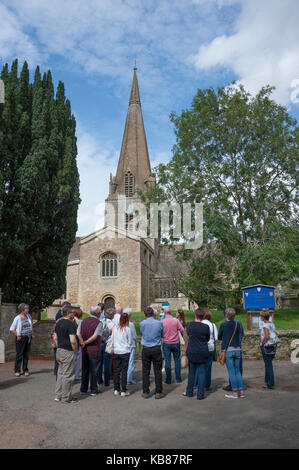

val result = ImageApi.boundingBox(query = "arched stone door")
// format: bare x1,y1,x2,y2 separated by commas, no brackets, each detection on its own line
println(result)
104,296,115,311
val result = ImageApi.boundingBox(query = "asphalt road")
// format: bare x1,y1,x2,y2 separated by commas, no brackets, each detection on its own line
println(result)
0,359,298,449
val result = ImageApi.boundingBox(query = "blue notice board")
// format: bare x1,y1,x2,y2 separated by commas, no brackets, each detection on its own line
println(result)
242,285,276,310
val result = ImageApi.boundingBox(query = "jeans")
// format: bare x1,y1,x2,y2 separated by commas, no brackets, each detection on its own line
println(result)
204,350,214,389
98,342,112,386
225,350,243,391
186,362,206,399
163,342,181,383
80,352,101,393
229,351,243,388
261,346,275,389
74,347,82,380
127,347,136,383
15,336,31,373
142,346,163,394
55,348,76,402
114,353,130,392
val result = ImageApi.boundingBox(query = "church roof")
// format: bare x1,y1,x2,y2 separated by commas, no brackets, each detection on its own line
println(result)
114,67,152,192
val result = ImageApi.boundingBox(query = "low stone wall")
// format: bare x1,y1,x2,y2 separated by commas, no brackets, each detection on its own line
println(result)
31,320,55,359
239,330,299,360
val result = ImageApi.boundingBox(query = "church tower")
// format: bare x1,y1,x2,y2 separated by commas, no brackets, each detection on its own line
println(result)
105,67,155,230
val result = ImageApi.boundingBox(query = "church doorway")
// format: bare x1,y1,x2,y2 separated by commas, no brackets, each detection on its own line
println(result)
103,296,115,311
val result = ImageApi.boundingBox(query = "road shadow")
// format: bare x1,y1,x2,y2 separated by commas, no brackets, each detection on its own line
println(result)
0,377,30,390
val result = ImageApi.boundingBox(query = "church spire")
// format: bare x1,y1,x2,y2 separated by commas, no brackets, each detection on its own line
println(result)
112,66,153,195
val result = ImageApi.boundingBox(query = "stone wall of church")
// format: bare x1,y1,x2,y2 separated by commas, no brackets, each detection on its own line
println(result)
77,235,142,312
66,261,80,305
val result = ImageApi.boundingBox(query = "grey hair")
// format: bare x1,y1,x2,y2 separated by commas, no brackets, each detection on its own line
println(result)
224,307,236,320
164,306,171,314
123,307,132,316
90,305,102,316
18,303,29,313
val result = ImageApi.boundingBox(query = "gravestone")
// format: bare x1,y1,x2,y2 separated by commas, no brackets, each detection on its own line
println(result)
0,339,4,363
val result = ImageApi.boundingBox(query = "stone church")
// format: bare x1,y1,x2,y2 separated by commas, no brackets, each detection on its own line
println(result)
65,68,191,313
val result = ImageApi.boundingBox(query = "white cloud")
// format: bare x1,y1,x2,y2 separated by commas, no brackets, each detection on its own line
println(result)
189,0,299,105
76,124,119,236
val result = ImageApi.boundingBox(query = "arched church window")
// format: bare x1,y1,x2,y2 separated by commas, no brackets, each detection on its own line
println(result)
101,252,118,277
125,171,135,197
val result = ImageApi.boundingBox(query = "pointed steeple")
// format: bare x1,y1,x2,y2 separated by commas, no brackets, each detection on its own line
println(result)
111,67,153,196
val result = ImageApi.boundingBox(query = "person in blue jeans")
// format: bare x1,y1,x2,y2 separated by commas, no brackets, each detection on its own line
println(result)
161,307,185,384
183,308,210,400
98,308,114,386
218,308,245,399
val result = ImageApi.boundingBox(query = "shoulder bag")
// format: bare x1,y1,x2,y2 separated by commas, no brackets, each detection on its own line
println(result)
105,325,115,354
219,321,237,366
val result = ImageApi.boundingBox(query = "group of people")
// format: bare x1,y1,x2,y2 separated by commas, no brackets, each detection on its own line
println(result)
9,302,280,404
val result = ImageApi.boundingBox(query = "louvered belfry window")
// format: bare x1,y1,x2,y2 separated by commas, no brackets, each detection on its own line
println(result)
125,171,134,197
101,252,118,277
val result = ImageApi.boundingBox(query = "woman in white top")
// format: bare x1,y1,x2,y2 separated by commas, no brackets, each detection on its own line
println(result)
10,303,34,377
124,308,138,384
202,310,218,391
111,311,132,396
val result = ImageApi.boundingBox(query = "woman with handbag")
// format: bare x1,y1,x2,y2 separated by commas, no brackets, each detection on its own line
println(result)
202,310,218,391
183,308,210,400
218,308,245,399
260,311,279,390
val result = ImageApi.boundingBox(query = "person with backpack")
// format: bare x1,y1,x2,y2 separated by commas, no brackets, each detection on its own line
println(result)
98,307,115,387
260,311,280,390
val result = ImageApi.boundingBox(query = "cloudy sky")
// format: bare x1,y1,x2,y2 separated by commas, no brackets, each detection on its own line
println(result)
1,0,298,236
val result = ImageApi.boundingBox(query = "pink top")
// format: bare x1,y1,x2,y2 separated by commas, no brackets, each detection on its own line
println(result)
162,315,185,344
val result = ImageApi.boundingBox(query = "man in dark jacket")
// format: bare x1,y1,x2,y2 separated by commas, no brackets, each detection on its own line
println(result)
77,305,103,396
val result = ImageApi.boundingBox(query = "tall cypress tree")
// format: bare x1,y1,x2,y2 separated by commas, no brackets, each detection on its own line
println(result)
0,60,80,309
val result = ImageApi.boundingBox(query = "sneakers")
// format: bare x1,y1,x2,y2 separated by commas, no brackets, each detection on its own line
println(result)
120,391,130,397
62,397,78,403
142,392,150,399
90,390,101,396
239,393,246,398
54,397,61,402
114,390,120,396
225,393,238,399
155,392,165,399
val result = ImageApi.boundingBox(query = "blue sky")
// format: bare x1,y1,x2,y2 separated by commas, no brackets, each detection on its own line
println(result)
1,0,299,236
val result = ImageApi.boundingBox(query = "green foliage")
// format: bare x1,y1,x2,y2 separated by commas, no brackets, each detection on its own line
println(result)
0,60,80,309
145,83,299,306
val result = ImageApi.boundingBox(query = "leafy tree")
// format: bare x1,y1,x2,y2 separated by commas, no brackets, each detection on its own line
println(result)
146,83,299,307
0,60,80,309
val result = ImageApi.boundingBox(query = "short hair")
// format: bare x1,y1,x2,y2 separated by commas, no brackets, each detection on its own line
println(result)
97,302,104,311
195,308,206,320
61,301,71,308
144,307,154,318
73,308,82,319
204,309,211,321
164,306,171,315
260,311,270,321
123,307,132,316
105,307,115,320
90,305,101,316
18,303,29,314
62,305,72,316
225,307,236,321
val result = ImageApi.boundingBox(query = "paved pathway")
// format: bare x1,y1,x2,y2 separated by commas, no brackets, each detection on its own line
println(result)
0,359,298,449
